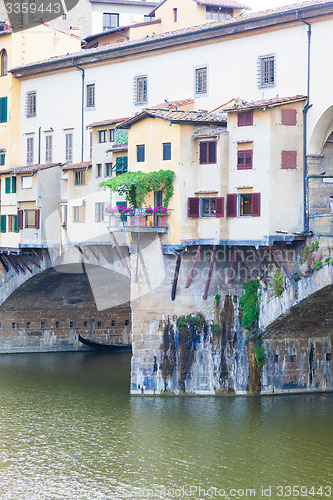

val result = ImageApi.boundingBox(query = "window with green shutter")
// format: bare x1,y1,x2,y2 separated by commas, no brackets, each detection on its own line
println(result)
5,177,10,193
1,214,6,232
5,176,16,193
116,157,128,176
14,215,19,233
0,152,5,166
0,96,7,123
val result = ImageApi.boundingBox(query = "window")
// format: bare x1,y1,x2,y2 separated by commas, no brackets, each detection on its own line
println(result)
62,13,66,19
26,91,36,117
281,151,297,169
0,214,6,233
45,135,53,163
103,12,119,30
195,67,207,95
134,75,148,104
237,111,253,127
5,176,16,193
8,215,18,232
235,193,261,217
22,176,33,189
86,84,95,108
74,170,85,186
200,141,216,164
0,49,7,76
173,8,178,22
258,55,275,88
163,143,171,161
95,202,105,222
27,136,34,165
0,96,7,122
201,198,216,217
105,163,112,177
237,150,253,170
0,152,5,166
65,133,73,163
73,206,86,223
206,6,233,19
24,209,40,228
98,130,107,143
96,164,102,177
109,129,115,142
116,157,127,176
281,109,297,126
137,145,145,162
188,197,224,217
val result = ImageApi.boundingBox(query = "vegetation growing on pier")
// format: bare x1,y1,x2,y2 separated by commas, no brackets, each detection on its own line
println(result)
239,279,259,330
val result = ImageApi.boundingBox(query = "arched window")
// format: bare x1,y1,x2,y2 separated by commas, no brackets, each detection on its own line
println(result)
0,49,7,76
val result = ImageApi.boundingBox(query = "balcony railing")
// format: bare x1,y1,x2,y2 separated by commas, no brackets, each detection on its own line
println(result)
108,210,170,233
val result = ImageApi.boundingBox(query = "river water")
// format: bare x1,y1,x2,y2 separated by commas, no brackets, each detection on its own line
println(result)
0,352,332,500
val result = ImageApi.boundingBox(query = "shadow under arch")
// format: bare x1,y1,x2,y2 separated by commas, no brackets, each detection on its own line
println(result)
0,264,131,353
309,105,333,154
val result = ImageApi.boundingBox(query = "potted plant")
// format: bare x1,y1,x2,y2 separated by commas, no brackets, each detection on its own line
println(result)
61,222,67,230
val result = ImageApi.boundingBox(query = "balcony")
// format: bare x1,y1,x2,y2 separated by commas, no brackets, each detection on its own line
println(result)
108,210,170,233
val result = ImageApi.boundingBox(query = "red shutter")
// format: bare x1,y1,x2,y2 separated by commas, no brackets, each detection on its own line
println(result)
281,151,297,169
237,150,245,169
208,141,217,163
199,142,207,164
252,193,261,217
35,209,40,229
17,209,23,229
215,197,224,217
237,113,245,126
245,111,253,126
238,150,253,169
245,150,253,169
281,109,297,126
188,198,200,218
226,194,237,217
238,111,253,127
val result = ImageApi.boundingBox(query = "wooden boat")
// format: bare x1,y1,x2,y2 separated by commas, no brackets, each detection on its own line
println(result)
78,334,132,352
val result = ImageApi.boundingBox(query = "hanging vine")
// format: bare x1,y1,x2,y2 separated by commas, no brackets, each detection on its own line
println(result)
99,170,175,207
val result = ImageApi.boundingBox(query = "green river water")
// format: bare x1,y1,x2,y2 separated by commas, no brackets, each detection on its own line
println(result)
0,352,332,500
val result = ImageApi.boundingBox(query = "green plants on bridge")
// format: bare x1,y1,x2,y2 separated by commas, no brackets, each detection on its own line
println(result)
239,279,260,330
271,270,285,297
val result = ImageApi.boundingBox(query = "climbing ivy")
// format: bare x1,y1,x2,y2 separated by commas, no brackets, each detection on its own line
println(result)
271,270,285,297
253,338,265,366
239,280,260,330
176,313,207,330
99,170,175,207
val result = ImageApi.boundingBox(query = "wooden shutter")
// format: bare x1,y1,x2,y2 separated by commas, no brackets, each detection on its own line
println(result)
226,194,237,217
34,209,40,229
188,197,200,218
208,141,216,163
199,142,207,164
281,109,297,126
281,151,297,169
238,111,253,127
0,97,7,123
17,210,23,229
11,176,16,193
5,177,10,194
14,215,19,233
245,111,253,126
215,197,224,217
238,150,253,169
252,193,261,216
0,214,6,232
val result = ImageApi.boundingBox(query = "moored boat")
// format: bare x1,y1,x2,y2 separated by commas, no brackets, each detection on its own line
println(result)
78,334,132,352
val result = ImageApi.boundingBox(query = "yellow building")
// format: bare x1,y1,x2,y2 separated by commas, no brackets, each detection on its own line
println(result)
0,23,81,248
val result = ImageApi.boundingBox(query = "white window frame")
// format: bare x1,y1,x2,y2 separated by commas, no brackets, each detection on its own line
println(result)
95,202,105,222
21,176,33,189
73,205,86,223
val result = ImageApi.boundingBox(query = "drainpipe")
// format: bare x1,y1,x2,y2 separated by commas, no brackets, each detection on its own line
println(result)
72,59,85,163
115,30,129,40
297,12,312,233
38,126,41,164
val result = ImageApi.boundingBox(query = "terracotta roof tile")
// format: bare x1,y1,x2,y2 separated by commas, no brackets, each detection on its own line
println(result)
87,117,130,128
62,161,92,171
11,0,333,73
121,108,227,127
150,98,195,109
0,163,63,175
107,145,128,152
224,95,307,111
193,127,228,137
194,0,250,8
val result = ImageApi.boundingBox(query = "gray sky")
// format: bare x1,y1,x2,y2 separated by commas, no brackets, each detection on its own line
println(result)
246,0,303,11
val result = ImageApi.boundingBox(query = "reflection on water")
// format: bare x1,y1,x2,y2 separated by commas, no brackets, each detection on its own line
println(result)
0,353,332,499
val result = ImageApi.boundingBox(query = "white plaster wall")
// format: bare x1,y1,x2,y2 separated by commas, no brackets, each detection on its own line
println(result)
91,2,155,34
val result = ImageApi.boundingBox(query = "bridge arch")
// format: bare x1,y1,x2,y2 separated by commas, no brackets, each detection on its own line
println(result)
308,105,333,155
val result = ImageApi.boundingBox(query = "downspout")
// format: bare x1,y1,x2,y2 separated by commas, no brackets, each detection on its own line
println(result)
38,126,41,164
297,12,312,233
115,30,129,40
72,59,85,163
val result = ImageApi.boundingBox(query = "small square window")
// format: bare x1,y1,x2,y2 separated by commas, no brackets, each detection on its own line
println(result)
199,141,216,164
73,206,86,223
134,75,147,104
74,170,85,186
8,215,15,232
237,150,253,170
41,321,46,328
290,354,296,362
26,91,36,117
125,319,130,326
98,130,107,143
97,321,102,327
96,164,102,177
24,209,36,228
84,321,88,327
70,321,74,327
86,84,95,108
195,67,207,95
111,320,115,326
22,176,33,189
105,163,112,177
163,143,171,161
137,145,145,162
109,129,115,142
103,12,119,30
26,322,31,328
201,198,216,217
237,111,253,127
258,55,275,88
95,202,105,222
55,321,59,328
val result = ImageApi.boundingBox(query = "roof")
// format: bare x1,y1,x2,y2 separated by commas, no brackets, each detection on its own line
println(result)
62,161,92,171
120,108,227,127
10,0,333,76
0,163,63,175
84,19,161,43
193,127,228,138
107,145,128,152
224,95,307,111
87,117,130,128
150,98,195,109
